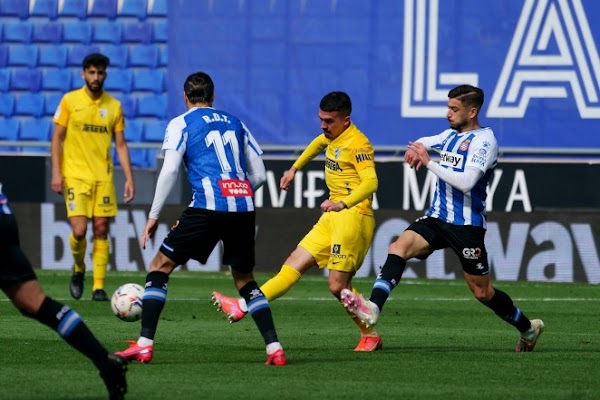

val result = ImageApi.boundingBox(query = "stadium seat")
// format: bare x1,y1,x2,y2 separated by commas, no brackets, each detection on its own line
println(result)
143,119,167,142
10,69,42,92
100,45,128,68
146,148,159,168
0,46,7,67
30,0,59,19
133,69,164,93
115,95,136,118
0,69,9,92
89,0,118,19
93,21,123,44
67,45,100,66
0,93,15,117
2,21,33,43
104,69,133,93
153,20,167,42
71,69,83,89
39,44,68,67
8,45,38,67
19,118,52,141
137,95,167,119
0,0,29,19
32,22,63,43
14,93,45,118
0,118,19,141
122,22,153,44
148,0,167,17
42,68,72,92
129,45,158,68
112,144,148,167
119,0,148,20
158,45,167,67
59,0,88,19
44,92,63,116
125,119,144,142
62,21,93,44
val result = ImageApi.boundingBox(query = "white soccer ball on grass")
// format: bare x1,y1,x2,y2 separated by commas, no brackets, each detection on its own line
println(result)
111,283,144,322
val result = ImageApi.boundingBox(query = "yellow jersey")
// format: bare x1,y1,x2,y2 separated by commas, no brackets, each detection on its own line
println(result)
294,124,376,216
53,87,125,181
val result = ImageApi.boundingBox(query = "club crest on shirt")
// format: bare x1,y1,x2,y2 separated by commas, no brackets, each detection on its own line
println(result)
99,108,108,118
459,139,471,152
334,147,341,159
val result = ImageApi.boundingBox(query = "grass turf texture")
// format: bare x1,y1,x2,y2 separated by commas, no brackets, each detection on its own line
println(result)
1,271,599,400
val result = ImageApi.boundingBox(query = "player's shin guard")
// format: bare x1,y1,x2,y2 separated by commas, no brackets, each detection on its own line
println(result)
370,254,406,312
481,288,532,333
260,264,301,301
240,281,279,344
140,271,169,340
32,296,109,364
92,239,109,291
70,233,87,273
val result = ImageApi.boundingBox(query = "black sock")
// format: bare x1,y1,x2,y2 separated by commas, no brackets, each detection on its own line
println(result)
140,271,169,340
32,296,108,365
481,288,532,333
239,281,278,345
370,254,406,312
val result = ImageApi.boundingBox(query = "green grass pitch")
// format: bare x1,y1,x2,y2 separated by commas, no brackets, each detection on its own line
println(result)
1,270,599,400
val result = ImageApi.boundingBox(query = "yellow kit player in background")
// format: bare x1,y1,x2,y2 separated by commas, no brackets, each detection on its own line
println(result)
50,53,135,301
212,91,382,351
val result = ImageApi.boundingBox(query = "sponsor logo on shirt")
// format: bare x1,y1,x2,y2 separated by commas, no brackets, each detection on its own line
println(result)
218,179,253,197
355,153,373,163
325,158,343,172
82,124,108,133
439,151,464,168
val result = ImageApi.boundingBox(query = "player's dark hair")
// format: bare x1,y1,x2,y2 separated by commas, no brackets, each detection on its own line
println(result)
320,91,352,116
82,53,110,70
448,85,484,110
184,72,214,104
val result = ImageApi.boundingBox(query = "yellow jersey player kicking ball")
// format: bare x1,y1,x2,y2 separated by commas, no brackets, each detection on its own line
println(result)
212,91,382,351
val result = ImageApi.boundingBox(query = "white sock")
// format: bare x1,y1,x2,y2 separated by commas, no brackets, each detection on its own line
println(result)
239,298,248,312
137,337,154,347
521,326,535,340
266,342,283,355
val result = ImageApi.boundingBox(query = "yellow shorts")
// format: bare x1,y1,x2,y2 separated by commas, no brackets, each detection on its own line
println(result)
63,177,117,218
299,208,375,273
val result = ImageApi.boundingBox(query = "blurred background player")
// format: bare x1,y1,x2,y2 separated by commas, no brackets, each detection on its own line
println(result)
341,85,544,352
50,53,135,301
116,71,287,365
212,91,381,352
0,183,128,400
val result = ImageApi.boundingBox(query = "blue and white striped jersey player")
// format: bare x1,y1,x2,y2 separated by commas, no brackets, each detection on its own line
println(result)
117,72,287,366
342,84,545,352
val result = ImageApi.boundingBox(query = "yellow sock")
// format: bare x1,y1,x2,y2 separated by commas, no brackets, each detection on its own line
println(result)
69,232,87,273
344,288,376,335
92,239,109,291
260,264,302,301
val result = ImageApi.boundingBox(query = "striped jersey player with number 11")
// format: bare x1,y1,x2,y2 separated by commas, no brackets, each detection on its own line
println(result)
116,71,286,365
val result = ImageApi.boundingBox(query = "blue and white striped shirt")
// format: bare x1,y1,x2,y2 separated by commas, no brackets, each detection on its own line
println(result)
162,107,262,212
419,127,498,228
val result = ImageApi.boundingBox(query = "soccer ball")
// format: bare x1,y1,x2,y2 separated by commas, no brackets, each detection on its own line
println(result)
111,283,144,322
